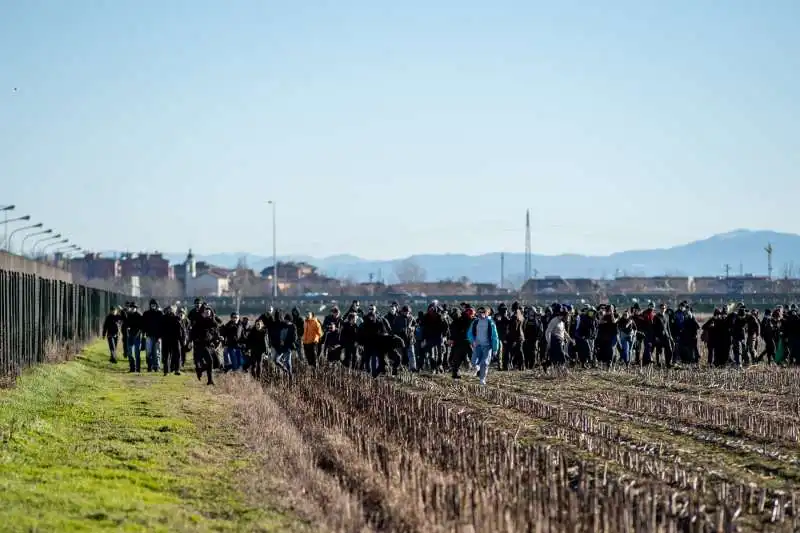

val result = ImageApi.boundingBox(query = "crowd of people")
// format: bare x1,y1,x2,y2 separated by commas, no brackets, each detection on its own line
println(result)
100,297,800,386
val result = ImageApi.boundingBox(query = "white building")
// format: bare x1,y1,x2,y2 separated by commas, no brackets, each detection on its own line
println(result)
181,249,230,297
186,269,230,297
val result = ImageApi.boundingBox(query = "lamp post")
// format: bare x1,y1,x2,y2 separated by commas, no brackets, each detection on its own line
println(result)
31,233,61,257
41,238,68,257
268,200,277,302
7,222,42,253
21,229,52,256
53,243,77,266
1,205,17,249
0,215,31,249
53,243,74,254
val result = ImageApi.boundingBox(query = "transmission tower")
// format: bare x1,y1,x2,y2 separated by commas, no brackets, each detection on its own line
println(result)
765,242,773,280
524,209,532,281
723,264,731,278
500,252,505,290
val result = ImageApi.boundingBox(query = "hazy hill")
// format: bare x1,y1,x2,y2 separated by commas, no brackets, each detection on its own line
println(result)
134,230,800,284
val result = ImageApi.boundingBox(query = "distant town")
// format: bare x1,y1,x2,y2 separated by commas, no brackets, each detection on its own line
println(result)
65,249,800,299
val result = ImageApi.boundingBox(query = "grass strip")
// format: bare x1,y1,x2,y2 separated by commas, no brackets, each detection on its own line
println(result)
0,341,300,533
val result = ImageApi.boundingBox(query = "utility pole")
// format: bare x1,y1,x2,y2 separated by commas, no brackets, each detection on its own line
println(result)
268,201,277,302
765,243,773,280
500,252,505,290
524,209,532,281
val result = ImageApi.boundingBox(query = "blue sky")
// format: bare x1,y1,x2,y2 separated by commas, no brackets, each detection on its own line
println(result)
1,0,799,260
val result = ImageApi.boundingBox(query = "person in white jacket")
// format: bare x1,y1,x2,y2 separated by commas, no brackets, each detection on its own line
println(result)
545,308,572,366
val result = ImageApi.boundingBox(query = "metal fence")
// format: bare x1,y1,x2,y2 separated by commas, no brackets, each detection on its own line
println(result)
0,252,126,381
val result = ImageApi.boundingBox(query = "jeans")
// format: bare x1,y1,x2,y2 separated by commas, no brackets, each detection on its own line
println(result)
275,350,293,375
405,344,417,372
732,339,746,366
575,337,595,365
145,337,161,371
365,347,382,377
223,347,242,370
471,344,493,384
107,336,118,361
127,335,142,372
619,334,633,364
303,343,318,367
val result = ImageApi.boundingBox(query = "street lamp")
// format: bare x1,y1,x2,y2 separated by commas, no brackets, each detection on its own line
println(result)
0,215,30,226
41,238,68,256
268,200,277,301
21,229,52,255
0,215,31,249
31,233,61,257
53,243,74,253
7,222,42,253
1,205,16,250
52,243,76,264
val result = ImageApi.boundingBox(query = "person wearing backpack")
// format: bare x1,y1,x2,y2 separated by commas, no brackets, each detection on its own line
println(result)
466,306,500,386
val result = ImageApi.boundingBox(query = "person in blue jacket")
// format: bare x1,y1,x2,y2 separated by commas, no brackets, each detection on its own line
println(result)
466,306,500,386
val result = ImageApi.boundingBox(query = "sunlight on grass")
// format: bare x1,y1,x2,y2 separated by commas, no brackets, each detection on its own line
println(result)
0,342,295,532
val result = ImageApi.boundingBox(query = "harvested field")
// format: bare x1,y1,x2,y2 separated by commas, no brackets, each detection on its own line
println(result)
234,363,800,533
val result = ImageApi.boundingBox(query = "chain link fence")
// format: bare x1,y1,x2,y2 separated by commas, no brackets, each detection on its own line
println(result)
0,251,126,384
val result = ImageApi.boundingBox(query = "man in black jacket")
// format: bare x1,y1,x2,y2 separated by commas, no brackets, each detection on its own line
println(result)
275,313,297,376
339,312,359,368
321,307,344,363
504,302,526,370
245,319,269,379
102,306,124,364
729,307,749,367
124,303,143,373
141,299,164,372
190,305,220,385
178,308,191,367
449,307,474,378
359,308,392,377
160,305,186,376
653,303,674,367
574,306,598,367
421,303,449,372
389,304,417,372
220,313,243,371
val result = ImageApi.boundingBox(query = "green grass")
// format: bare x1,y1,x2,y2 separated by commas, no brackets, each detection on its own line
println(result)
0,342,298,532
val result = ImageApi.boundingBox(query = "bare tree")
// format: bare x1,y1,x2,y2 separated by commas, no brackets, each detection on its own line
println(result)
395,259,427,284
229,256,258,313
140,277,183,300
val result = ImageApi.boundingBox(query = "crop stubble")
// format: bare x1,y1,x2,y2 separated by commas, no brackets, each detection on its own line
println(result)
227,362,800,532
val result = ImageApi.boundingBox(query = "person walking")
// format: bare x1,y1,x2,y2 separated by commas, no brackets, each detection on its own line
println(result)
101,306,123,364
302,311,323,367
466,306,500,386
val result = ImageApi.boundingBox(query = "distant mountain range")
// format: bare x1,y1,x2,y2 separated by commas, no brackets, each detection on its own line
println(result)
117,230,800,284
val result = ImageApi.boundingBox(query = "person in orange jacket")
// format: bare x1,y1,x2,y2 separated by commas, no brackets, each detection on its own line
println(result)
302,311,323,367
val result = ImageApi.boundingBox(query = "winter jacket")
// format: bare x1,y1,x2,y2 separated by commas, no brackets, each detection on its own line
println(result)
303,318,323,344
220,321,243,348
102,313,123,337
467,317,500,353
